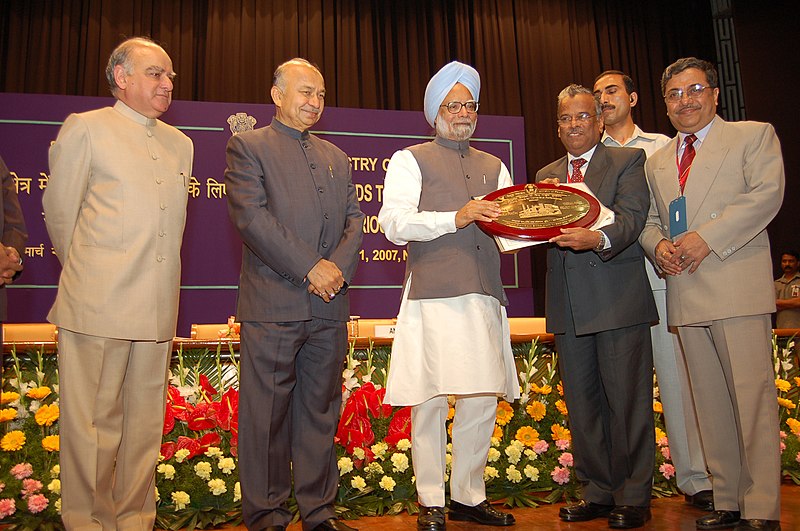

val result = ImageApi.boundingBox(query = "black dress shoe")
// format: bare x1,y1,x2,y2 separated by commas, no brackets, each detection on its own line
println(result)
685,490,715,511
609,506,652,529
449,499,515,526
559,499,615,522
312,518,358,531
697,510,741,529
734,520,781,530
418,506,446,531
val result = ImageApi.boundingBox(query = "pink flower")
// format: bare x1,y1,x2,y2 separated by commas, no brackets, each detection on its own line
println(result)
558,452,574,467
657,436,669,447
659,463,676,479
660,446,671,460
0,498,16,518
555,439,570,451
26,493,48,514
779,430,787,440
21,479,43,498
551,466,571,485
10,463,33,480
780,441,786,453
532,440,549,454
0,482,4,493
795,452,800,464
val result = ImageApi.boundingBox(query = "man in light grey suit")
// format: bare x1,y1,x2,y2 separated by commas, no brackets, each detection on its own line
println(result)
538,84,657,529
44,37,193,530
225,58,363,531
640,57,784,531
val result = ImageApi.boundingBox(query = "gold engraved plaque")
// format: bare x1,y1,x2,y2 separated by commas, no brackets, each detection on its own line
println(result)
478,183,601,241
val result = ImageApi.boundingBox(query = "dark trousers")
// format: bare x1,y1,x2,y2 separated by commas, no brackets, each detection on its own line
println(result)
555,320,655,507
239,318,347,530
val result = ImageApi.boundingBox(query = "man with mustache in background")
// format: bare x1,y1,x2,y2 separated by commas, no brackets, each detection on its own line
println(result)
593,70,713,513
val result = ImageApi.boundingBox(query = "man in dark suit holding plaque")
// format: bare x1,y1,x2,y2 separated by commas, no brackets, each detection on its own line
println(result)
0,155,27,322
225,58,363,531
537,84,657,529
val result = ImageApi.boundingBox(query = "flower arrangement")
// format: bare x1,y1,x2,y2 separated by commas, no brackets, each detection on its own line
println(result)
3,334,799,530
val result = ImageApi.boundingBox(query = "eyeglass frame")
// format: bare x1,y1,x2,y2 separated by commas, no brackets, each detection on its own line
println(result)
440,100,480,114
556,112,598,127
664,83,715,103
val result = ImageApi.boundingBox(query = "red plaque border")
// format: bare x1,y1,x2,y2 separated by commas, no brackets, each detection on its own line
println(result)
477,183,602,241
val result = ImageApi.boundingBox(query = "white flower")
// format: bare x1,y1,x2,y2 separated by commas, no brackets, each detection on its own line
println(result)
506,465,522,483
175,449,191,463
208,478,227,495
371,442,388,459
353,447,366,460
47,479,61,494
233,482,242,502
484,466,499,480
366,462,384,476
205,446,223,458
518,391,530,405
55,498,61,514
155,487,160,502
524,465,539,481
171,491,190,510
487,448,501,463
194,461,213,480
396,439,412,452
445,453,453,467
351,476,367,491
505,444,522,464
391,453,409,473
524,449,536,460
158,464,176,480
50,465,60,478
218,457,236,475
379,475,396,491
338,457,354,475
490,437,501,447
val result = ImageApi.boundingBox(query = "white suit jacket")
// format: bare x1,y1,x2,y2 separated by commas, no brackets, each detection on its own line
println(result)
44,101,193,341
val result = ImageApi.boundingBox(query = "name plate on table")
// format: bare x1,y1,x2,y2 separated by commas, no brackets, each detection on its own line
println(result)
477,183,601,241
373,324,396,338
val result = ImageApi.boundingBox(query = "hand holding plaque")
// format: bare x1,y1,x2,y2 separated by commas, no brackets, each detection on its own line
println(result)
477,182,602,241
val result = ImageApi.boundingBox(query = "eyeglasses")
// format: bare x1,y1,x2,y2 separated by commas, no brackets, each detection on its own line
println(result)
664,83,713,103
556,112,597,126
441,101,480,114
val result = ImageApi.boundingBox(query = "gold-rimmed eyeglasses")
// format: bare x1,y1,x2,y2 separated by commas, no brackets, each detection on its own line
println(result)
441,101,480,114
664,83,713,103
556,112,597,127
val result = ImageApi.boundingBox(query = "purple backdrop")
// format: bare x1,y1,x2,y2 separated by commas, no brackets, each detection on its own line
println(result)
1,93,533,336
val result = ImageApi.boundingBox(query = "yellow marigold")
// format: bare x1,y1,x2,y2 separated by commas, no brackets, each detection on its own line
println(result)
495,401,515,426
775,378,791,393
557,382,564,396
447,406,455,421
551,424,571,442
653,401,663,413
777,397,797,410
786,418,800,437
555,399,568,416
795,377,800,388
26,386,52,400
526,401,546,421
492,425,503,439
655,427,667,441
531,383,552,395
42,435,60,452
515,426,540,447
0,408,18,422
35,403,60,426
1,391,20,404
1,430,26,451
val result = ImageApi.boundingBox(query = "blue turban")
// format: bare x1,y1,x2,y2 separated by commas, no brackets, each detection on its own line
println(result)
424,61,481,128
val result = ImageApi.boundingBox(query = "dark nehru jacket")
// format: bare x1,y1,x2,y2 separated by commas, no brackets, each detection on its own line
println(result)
404,136,507,305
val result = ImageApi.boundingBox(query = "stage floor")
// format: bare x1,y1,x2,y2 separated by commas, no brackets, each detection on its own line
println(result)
205,482,799,530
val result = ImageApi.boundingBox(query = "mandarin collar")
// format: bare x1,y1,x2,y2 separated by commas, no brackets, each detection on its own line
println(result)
113,100,158,128
271,117,311,140
434,135,470,154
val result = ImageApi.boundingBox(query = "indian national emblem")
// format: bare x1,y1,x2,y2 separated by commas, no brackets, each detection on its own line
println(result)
227,113,257,135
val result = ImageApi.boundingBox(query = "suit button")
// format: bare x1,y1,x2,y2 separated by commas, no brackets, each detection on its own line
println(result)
310,163,317,170
159,231,166,237
466,174,471,179
147,130,153,138
157,256,165,262
588,261,597,267
156,178,163,184
476,245,481,250
322,242,328,248
151,153,158,160
160,203,167,210
324,213,329,219
710,212,717,219
318,188,324,193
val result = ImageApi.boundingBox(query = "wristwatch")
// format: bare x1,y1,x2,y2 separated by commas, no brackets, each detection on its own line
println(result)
593,230,606,252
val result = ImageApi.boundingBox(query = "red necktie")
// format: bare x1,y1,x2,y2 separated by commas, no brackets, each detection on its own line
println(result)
678,134,696,193
570,158,586,183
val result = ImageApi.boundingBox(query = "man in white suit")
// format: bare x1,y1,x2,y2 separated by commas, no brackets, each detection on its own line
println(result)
640,57,784,531
44,37,193,530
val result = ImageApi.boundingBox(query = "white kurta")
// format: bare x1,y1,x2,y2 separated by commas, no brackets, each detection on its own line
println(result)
378,149,520,406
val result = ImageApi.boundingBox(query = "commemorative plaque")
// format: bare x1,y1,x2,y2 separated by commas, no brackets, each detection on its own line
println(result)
477,183,602,241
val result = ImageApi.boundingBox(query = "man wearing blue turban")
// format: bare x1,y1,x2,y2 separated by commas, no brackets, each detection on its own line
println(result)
379,61,519,531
